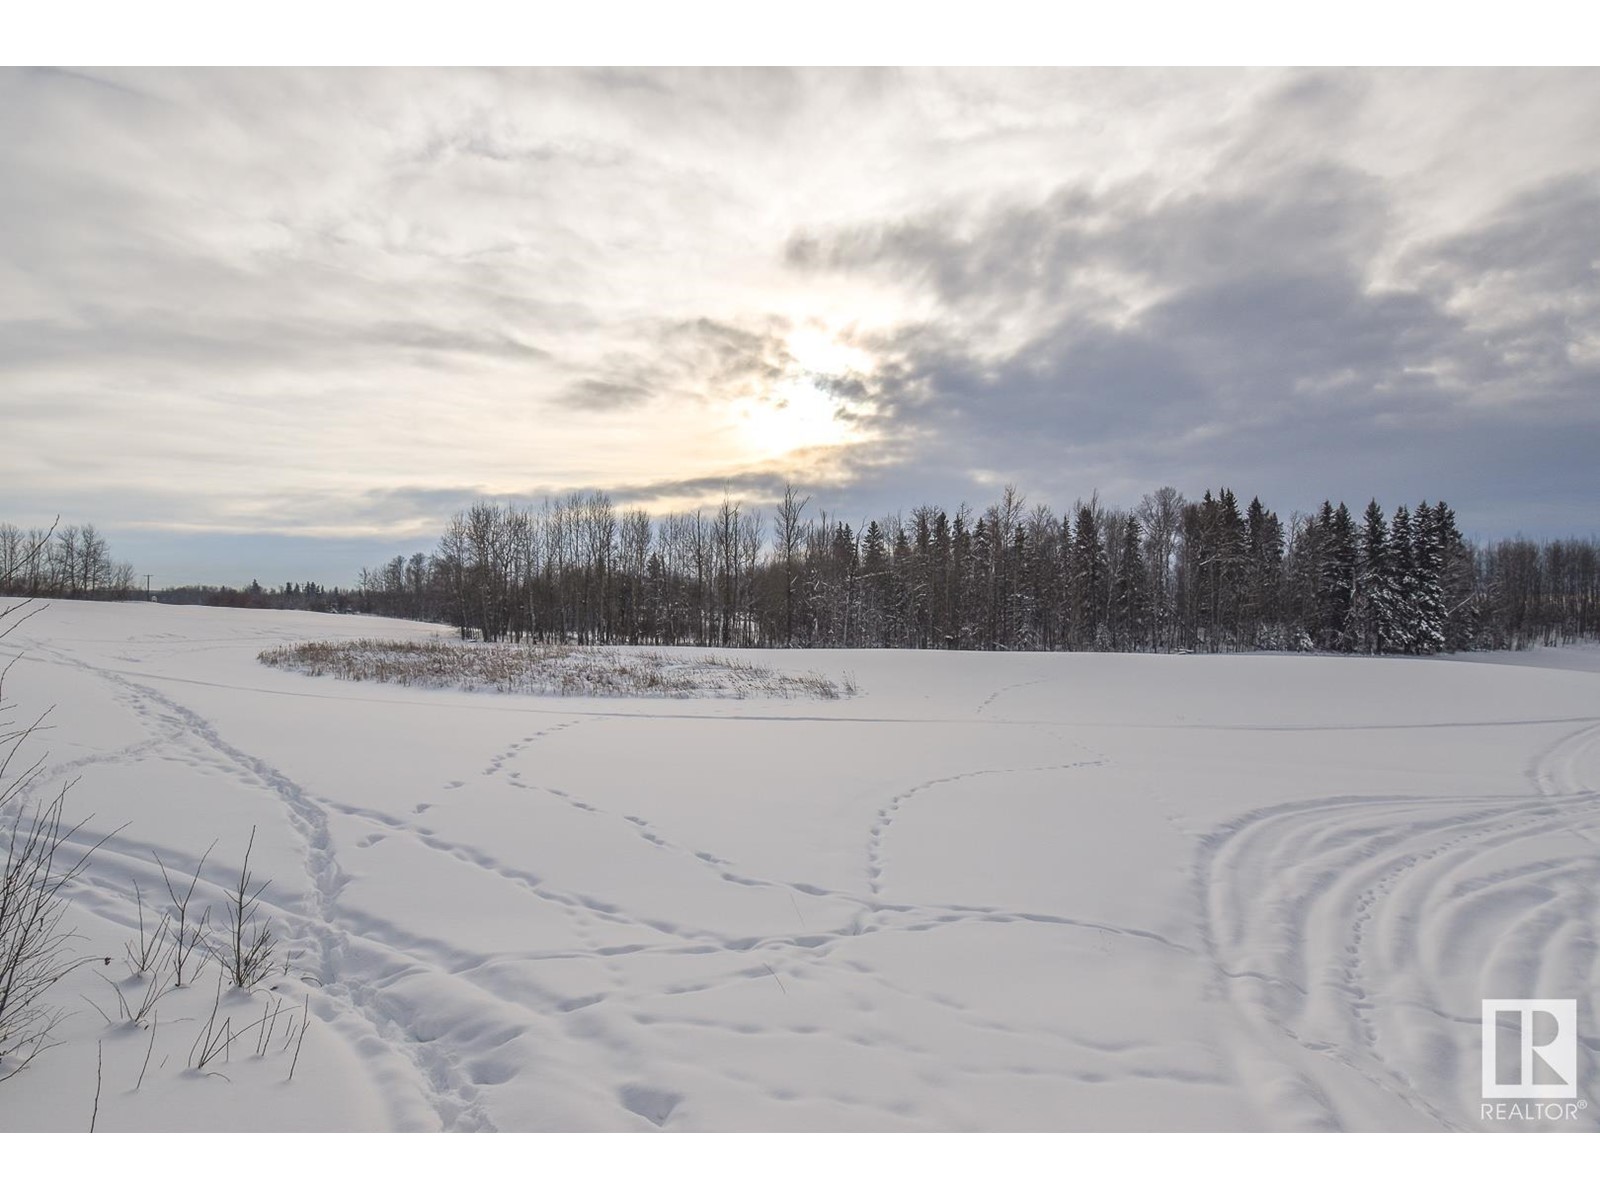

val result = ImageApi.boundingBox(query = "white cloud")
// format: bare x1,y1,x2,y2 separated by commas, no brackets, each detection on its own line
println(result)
2,66,1597,571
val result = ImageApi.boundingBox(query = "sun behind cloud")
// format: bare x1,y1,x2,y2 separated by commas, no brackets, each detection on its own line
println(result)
735,323,876,460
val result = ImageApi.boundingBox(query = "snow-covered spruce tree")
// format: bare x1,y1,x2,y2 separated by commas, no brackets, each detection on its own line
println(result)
1020,506,1061,651
1410,502,1447,656
1214,489,1249,647
1178,493,1213,649
1432,502,1480,651
1388,505,1421,655
890,521,916,648
1316,502,1358,652
1285,510,1324,648
1112,515,1150,651
1245,496,1285,650
1356,500,1401,655
860,520,890,649
1071,502,1109,651
966,515,992,649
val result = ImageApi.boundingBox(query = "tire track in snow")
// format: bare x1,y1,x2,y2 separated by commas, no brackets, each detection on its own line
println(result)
1531,718,1600,801
1193,716,1600,1131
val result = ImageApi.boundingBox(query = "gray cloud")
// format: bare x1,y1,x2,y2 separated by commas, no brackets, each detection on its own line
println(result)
781,150,1600,536
1409,175,1600,407
553,316,793,411
2,67,1597,581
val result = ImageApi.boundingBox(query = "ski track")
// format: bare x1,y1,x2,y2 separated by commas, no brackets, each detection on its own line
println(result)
1194,716,1600,1130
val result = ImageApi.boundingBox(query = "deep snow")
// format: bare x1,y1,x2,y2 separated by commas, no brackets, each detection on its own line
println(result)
1,600,1596,1131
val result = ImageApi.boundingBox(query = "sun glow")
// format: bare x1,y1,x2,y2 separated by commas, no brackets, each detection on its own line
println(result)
738,378,854,459
734,325,876,460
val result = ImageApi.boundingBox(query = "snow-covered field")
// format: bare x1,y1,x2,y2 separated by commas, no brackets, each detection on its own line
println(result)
2,600,1597,1132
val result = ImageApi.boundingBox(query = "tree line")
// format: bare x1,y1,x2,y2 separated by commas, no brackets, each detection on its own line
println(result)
154,580,353,611
0,522,138,600
11,496,1592,655
337,487,1599,655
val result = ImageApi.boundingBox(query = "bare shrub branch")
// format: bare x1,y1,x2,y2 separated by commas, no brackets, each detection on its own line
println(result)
124,880,171,977
210,827,278,990
0,783,113,1080
155,845,213,988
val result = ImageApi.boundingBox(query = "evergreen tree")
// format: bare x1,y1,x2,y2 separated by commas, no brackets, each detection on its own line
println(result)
1215,489,1248,645
1111,515,1150,650
1244,496,1285,648
1388,505,1420,654
952,508,974,649
889,523,914,647
1356,499,1398,655
1318,502,1358,651
1071,504,1109,648
1286,512,1324,649
1433,502,1478,651
1409,503,1446,655
932,508,954,647
1010,523,1032,649
969,516,995,649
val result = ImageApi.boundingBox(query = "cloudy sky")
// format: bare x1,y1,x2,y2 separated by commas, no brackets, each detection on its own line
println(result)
3,66,1597,584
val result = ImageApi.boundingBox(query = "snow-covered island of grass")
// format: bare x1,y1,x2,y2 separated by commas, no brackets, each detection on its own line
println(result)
258,638,858,700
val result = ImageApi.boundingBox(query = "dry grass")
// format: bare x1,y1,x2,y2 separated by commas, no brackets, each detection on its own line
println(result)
259,639,858,701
